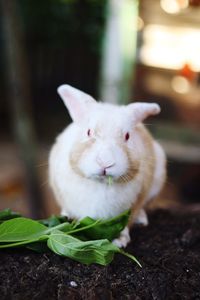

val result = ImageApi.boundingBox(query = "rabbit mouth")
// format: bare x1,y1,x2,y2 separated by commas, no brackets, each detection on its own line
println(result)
90,163,139,184
90,165,139,184
91,174,116,184
89,166,138,184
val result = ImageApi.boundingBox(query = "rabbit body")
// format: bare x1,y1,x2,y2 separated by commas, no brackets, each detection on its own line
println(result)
49,85,166,246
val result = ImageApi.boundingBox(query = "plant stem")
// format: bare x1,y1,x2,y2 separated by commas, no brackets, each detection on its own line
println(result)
120,249,142,268
66,219,101,235
0,236,49,248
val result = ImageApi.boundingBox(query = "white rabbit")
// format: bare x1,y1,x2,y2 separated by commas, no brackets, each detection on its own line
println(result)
49,85,166,247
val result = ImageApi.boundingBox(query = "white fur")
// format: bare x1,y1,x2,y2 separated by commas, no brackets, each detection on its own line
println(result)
112,227,130,248
49,85,166,246
134,209,149,226
49,124,142,219
148,141,166,201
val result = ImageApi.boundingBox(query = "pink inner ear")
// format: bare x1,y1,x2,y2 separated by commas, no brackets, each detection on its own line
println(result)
60,90,84,121
66,97,85,122
57,85,89,122
129,102,161,123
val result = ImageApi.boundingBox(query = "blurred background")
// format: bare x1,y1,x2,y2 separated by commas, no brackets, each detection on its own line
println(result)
0,0,199,218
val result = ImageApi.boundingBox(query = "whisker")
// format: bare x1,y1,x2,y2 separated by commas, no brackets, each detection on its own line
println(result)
143,123,154,126
36,162,48,168
163,180,175,188
40,180,48,188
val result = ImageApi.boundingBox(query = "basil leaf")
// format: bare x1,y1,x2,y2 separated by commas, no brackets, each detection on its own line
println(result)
26,241,49,253
47,230,120,265
0,217,48,242
77,210,131,241
0,209,141,267
120,250,142,268
0,208,21,222
39,215,68,227
39,215,61,227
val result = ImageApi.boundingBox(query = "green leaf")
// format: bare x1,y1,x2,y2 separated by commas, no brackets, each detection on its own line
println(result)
76,210,131,241
47,230,120,266
0,217,48,242
66,219,101,235
39,215,61,227
108,175,113,186
0,209,141,267
0,208,21,222
26,241,49,253
39,215,68,227
119,250,142,268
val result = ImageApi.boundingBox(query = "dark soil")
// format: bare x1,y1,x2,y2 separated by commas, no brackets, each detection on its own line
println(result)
0,209,200,300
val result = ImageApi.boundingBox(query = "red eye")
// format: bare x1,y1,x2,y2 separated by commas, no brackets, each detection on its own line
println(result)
125,132,130,141
87,129,91,137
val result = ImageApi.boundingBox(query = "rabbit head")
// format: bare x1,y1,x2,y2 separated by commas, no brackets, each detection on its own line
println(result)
57,85,160,184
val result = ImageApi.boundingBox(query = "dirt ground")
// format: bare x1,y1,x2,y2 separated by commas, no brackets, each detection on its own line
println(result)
0,209,200,300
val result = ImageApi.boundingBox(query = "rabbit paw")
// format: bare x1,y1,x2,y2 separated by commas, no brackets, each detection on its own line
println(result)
134,209,148,226
112,227,130,248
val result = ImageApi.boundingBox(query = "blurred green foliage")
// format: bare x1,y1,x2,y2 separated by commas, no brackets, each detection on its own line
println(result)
19,0,107,54
0,0,108,139
150,122,200,145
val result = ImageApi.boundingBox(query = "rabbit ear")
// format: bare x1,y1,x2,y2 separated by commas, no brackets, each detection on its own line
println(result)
127,102,161,123
57,84,96,122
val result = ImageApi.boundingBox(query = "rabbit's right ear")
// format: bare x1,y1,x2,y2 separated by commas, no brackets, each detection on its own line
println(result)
57,84,96,122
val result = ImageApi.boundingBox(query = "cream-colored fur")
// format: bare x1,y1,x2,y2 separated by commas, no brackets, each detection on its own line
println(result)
49,85,166,247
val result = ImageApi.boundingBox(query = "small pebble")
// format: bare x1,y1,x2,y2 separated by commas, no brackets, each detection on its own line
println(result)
70,281,78,287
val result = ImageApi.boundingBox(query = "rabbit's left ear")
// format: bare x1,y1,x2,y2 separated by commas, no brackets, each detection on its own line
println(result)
127,102,161,123
57,84,96,122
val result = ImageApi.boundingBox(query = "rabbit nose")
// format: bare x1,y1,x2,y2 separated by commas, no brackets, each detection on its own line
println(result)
104,163,115,169
102,164,115,176
96,156,115,170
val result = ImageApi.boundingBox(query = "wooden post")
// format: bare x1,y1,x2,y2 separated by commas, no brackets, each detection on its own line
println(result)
99,0,138,104
0,0,46,218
